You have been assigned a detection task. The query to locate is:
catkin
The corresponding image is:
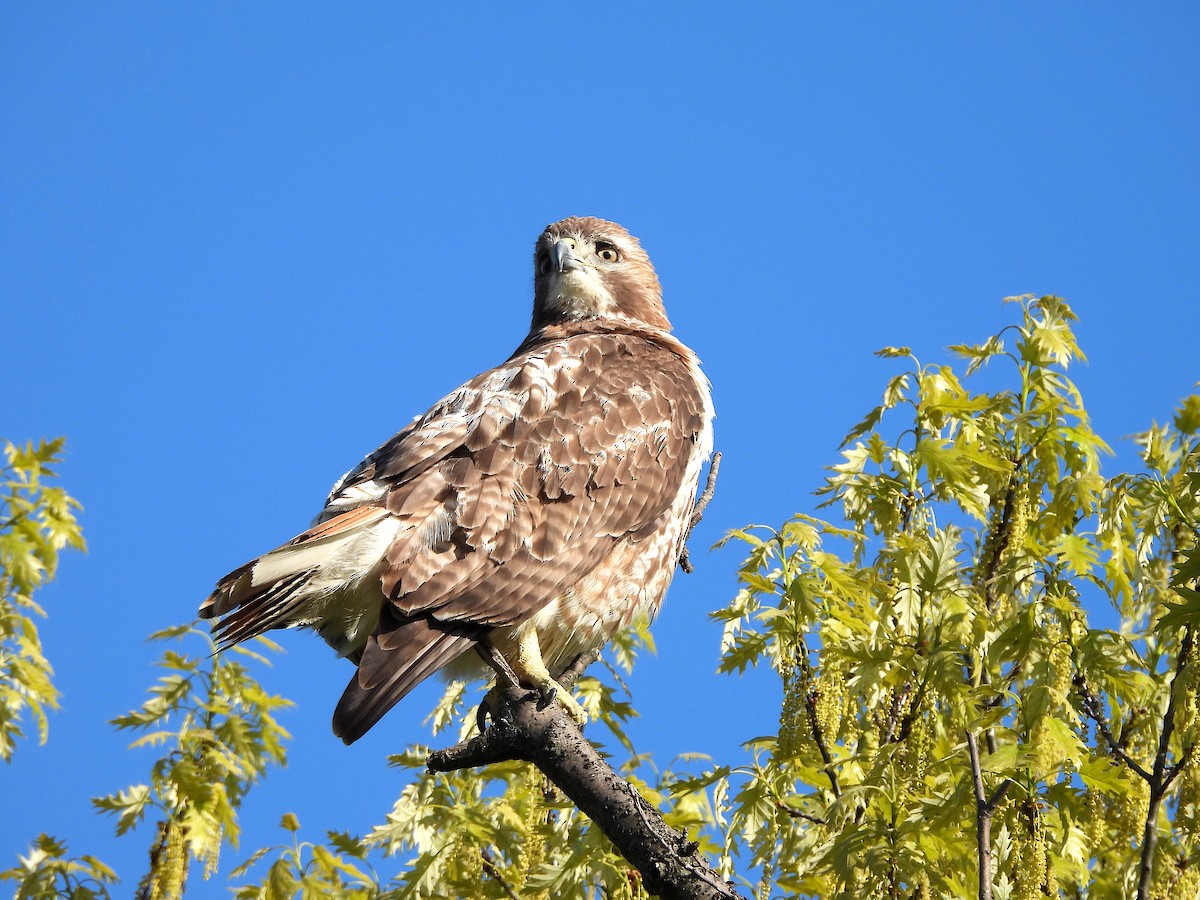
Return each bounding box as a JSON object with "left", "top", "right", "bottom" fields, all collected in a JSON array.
[
  {"left": 144, "top": 818, "right": 188, "bottom": 900},
  {"left": 1046, "top": 620, "right": 1072, "bottom": 706},
  {"left": 515, "top": 771, "right": 548, "bottom": 895},
  {"left": 777, "top": 664, "right": 806, "bottom": 759},
  {"left": 1011, "top": 800, "right": 1050, "bottom": 900},
  {"left": 814, "top": 665, "right": 848, "bottom": 742}
]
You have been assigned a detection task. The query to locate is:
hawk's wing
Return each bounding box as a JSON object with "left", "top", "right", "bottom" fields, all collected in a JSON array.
[{"left": 331, "top": 328, "right": 709, "bottom": 740}]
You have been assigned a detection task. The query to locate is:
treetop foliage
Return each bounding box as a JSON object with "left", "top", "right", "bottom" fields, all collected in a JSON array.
[{"left": 697, "top": 296, "right": 1199, "bottom": 900}]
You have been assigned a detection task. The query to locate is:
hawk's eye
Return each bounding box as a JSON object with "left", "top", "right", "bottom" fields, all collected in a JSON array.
[
  {"left": 595, "top": 243, "right": 620, "bottom": 263},
  {"left": 536, "top": 252, "right": 551, "bottom": 275}
]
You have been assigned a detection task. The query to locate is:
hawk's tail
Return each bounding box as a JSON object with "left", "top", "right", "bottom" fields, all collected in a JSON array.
[
  {"left": 199, "top": 505, "right": 395, "bottom": 652},
  {"left": 333, "top": 616, "right": 478, "bottom": 744}
]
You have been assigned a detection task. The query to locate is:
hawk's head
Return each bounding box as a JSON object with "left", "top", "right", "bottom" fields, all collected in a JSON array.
[{"left": 531, "top": 217, "right": 669, "bottom": 332}]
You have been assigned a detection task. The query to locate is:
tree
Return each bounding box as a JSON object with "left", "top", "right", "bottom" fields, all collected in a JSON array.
[
  {"left": 692, "top": 296, "right": 1199, "bottom": 899},
  {"left": 5, "top": 297, "right": 1199, "bottom": 899}
]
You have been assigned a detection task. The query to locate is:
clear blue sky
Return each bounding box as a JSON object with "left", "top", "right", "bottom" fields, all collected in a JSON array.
[{"left": 4, "top": 4, "right": 1198, "bottom": 892}]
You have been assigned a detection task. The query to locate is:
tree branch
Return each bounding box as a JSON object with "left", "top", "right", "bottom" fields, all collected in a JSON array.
[
  {"left": 966, "top": 730, "right": 1013, "bottom": 900},
  {"left": 1073, "top": 673, "right": 1153, "bottom": 783},
  {"left": 774, "top": 801, "right": 826, "bottom": 826},
  {"left": 427, "top": 685, "right": 747, "bottom": 900},
  {"left": 1136, "top": 625, "right": 1194, "bottom": 900},
  {"left": 797, "top": 638, "right": 842, "bottom": 799},
  {"left": 680, "top": 452, "right": 721, "bottom": 574},
  {"left": 480, "top": 848, "right": 522, "bottom": 900}
]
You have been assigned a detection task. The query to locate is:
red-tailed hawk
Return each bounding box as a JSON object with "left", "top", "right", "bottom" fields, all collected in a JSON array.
[{"left": 201, "top": 217, "right": 714, "bottom": 744}]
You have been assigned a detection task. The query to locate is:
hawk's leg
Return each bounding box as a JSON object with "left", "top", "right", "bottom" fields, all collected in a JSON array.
[
  {"left": 474, "top": 639, "right": 519, "bottom": 731},
  {"left": 512, "top": 627, "right": 588, "bottom": 725},
  {"left": 476, "top": 628, "right": 588, "bottom": 728}
]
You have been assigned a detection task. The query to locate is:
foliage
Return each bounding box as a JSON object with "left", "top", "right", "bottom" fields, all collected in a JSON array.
[
  {"left": 0, "top": 438, "right": 85, "bottom": 761},
  {"left": 228, "top": 815, "right": 379, "bottom": 899},
  {"left": 93, "top": 626, "right": 292, "bottom": 899},
  {"left": 0, "top": 835, "right": 116, "bottom": 900},
  {"left": 692, "top": 296, "right": 1200, "bottom": 899}
]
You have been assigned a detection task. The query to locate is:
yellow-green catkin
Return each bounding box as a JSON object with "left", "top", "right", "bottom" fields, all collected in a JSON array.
[
  {"left": 1085, "top": 790, "right": 1106, "bottom": 851},
  {"left": 1029, "top": 720, "right": 1058, "bottom": 779},
  {"left": 777, "top": 663, "right": 807, "bottom": 759},
  {"left": 1003, "top": 477, "right": 1036, "bottom": 564},
  {"left": 814, "top": 664, "right": 848, "bottom": 742},
  {"left": 142, "top": 818, "right": 189, "bottom": 900},
  {"left": 1046, "top": 620, "right": 1072, "bottom": 706},
  {"left": 756, "top": 856, "right": 775, "bottom": 900},
  {"left": 1012, "top": 801, "right": 1050, "bottom": 900},
  {"left": 1150, "top": 859, "right": 1200, "bottom": 900},
  {"left": 1112, "top": 777, "right": 1152, "bottom": 843},
  {"left": 975, "top": 473, "right": 1036, "bottom": 614},
  {"left": 973, "top": 475, "right": 1007, "bottom": 591},
  {"left": 515, "top": 772, "right": 549, "bottom": 897},
  {"left": 452, "top": 835, "right": 482, "bottom": 886},
  {"left": 899, "top": 695, "right": 933, "bottom": 785},
  {"left": 874, "top": 686, "right": 913, "bottom": 745}
]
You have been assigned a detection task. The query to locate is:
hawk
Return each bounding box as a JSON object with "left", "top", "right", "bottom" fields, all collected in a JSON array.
[{"left": 200, "top": 216, "right": 714, "bottom": 744}]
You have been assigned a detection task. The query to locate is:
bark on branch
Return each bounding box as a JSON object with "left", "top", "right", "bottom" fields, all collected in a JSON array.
[
  {"left": 966, "top": 730, "right": 1013, "bottom": 900},
  {"left": 1074, "top": 626, "right": 1196, "bottom": 900},
  {"left": 428, "top": 684, "right": 746, "bottom": 900}
]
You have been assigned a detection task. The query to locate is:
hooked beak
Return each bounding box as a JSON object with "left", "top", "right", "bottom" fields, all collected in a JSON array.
[{"left": 552, "top": 239, "right": 583, "bottom": 273}]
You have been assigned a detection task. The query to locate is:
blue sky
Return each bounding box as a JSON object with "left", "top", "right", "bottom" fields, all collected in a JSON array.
[{"left": 4, "top": 3, "right": 1198, "bottom": 892}]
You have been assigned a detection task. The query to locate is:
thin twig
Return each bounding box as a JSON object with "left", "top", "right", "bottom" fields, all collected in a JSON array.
[
  {"left": 480, "top": 848, "right": 522, "bottom": 900},
  {"left": 774, "top": 801, "right": 826, "bottom": 826},
  {"left": 798, "top": 638, "right": 841, "bottom": 798},
  {"left": 1164, "top": 744, "right": 1195, "bottom": 791},
  {"left": 1137, "top": 626, "right": 1195, "bottom": 900},
  {"left": 556, "top": 648, "right": 601, "bottom": 691},
  {"left": 680, "top": 452, "right": 721, "bottom": 574},
  {"left": 1073, "top": 674, "right": 1152, "bottom": 783},
  {"left": 966, "top": 730, "right": 1013, "bottom": 900}
]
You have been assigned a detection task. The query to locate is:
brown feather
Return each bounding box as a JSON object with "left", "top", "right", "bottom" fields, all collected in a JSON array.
[{"left": 332, "top": 613, "right": 480, "bottom": 744}]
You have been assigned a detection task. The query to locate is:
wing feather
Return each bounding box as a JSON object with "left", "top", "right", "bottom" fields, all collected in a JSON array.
[
  {"left": 332, "top": 613, "right": 480, "bottom": 745},
  {"left": 372, "top": 330, "right": 707, "bottom": 628}
]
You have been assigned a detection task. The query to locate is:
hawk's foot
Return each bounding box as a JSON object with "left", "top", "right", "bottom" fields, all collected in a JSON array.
[
  {"left": 535, "top": 678, "right": 589, "bottom": 726},
  {"left": 475, "top": 680, "right": 587, "bottom": 730},
  {"left": 477, "top": 687, "right": 517, "bottom": 732},
  {"left": 511, "top": 626, "right": 588, "bottom": 725}
]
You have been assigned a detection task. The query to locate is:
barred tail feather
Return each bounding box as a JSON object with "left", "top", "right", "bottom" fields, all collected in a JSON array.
[{"left": 207, "top": 569, "right": 317, "bottom": 650}]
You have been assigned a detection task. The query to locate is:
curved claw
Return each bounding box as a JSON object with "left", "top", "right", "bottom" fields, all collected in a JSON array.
[{"left": 477, "top": 686, "right": 518, "bottom": 731}]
